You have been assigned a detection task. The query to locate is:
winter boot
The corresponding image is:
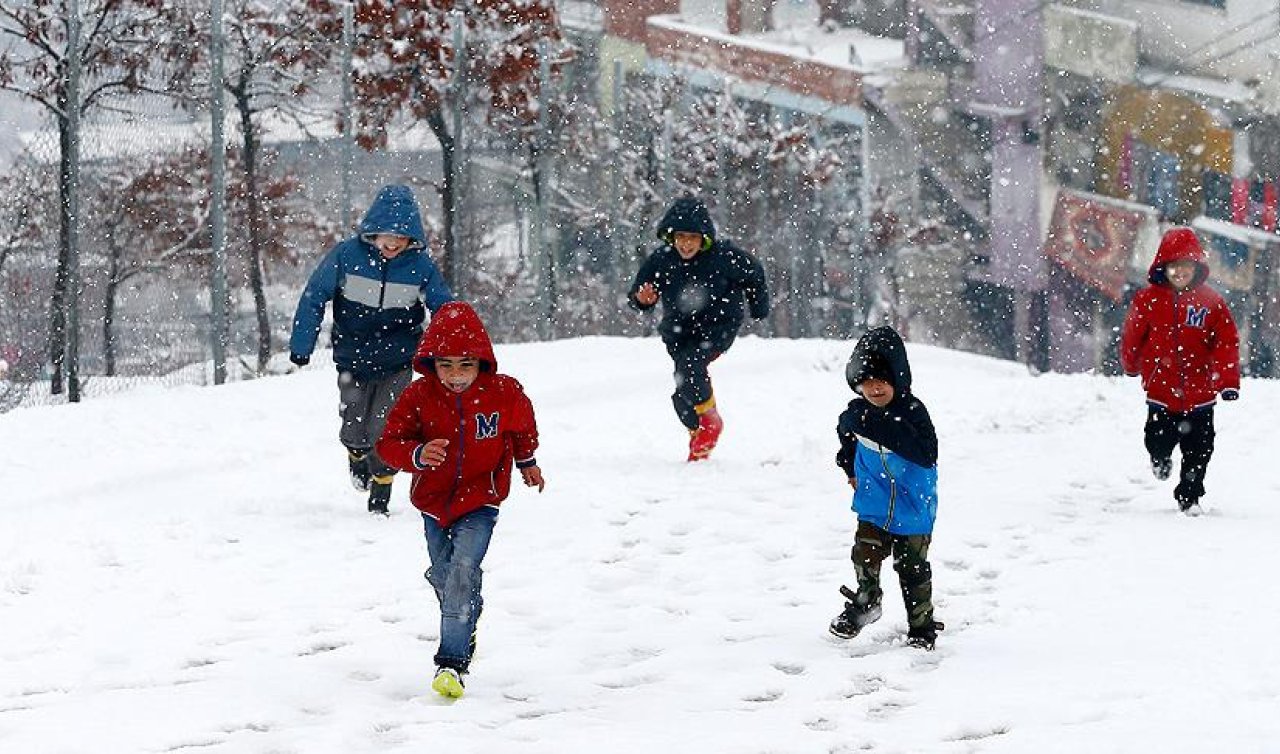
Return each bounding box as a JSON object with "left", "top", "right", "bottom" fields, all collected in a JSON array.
[
  {"left": 431, "top": 666, "right": 465, "bottom": 699},
  {"left": 829, "top": 585, "right": 882, "bottom": 639},
  {"left": 687, "top": 403, "right": 723, "bottom": 462},
  {"left": 906, "top": 620, "right": 945, "bottom": 651},
  {"left": 1151, "top": 455, "right": 1172, "bottom": 481},
  {"left": 348, "top": 449, "right": 372, "bottom": 492},
  {"left": 368, "top": 475, "right": 393, "bottom": 516},
  {"left": 1177, "top": 494, "right": 1204, "bottom": 517}
]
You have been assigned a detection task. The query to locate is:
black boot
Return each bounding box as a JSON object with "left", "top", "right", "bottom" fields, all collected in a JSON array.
[
  {"left": 367, "top": 475, "right": 392, "bottom": 516},
  {"left": 829, "top": 585, "right": 882, "bottom": 639},
  {"left": 347, "top": 449, "right": 371, "bottom": 492},
  {"left": 906, "top": 620, "right": 945, "bottom": 650}
]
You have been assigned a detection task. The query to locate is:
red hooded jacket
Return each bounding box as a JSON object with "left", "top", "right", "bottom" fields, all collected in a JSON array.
[
  {"left": 376, "top": 302, "right": 538, "bottom": 527},
  {"left": 1119, "top": 227, "right": 1240, "bottom": 413}
]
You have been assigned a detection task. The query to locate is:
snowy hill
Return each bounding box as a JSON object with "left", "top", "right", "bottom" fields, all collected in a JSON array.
[{"left": 2, "top": 336, "right": 1278, "bottom": 753}]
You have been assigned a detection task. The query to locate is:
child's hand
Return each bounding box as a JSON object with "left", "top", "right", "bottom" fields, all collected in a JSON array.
[
  {"left": 521, "top": 465, "right": 545, "bottom": 492},
  {"left": 418, "top": 438, "right": 449, "bottom": 468},
  {"left": 847, "top": 477, "right": 858, "bottom": 490},
  {"left": 634, "top": 283, "right": 658, "bottom": 306}
]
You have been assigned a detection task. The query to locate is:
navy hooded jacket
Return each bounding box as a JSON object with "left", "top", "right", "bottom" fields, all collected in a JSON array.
[
  {"left": 627, "top": 196, "right": 770, "bottom": 346},
  {"left": 290, "top": 185, "right": 453, "bottom": 379},
  {"left": 836, "top": 326, "right": 939, "bottom": 535}
]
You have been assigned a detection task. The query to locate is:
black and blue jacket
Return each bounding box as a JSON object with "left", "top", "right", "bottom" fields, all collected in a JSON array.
[
  {"left": 836, "top": 327, "right": 939, "bottom": 536},
  {"left": 628, "top": 196, "right": 770, "bottom": 347},
  {"left": 290, "top": 185, "right": 453, "bottom": 379}
]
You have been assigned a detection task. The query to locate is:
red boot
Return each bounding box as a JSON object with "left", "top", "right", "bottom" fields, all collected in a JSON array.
[{"left": 687, "top": 408, "right": 723, "bottom": 462}]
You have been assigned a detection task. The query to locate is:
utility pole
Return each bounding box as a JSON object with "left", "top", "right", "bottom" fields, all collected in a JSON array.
[
  {"left": 973, "top": 0, "right": 1046, "bottom": 365},
  {"left": 209, "top": 0, "right": 230, "bottom": 384}
]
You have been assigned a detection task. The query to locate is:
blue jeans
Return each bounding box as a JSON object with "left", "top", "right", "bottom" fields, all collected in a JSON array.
[{"left": 423, "top": 507, "right": 498, "bottom": 671}]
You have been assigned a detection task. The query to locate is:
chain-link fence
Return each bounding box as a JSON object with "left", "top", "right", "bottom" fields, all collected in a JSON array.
[{"left": 0, "top": 2, "right": 902, "bottom": 414}]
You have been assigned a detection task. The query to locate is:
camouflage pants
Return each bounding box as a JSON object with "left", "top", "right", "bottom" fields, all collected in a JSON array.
[{"left": 850, "top": 520, "right": 935, "bottom": 630}]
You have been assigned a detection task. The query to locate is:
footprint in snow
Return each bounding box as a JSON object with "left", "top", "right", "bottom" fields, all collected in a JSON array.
[{"left": 772, "top": 661, "right": 806, "bottom": 676}]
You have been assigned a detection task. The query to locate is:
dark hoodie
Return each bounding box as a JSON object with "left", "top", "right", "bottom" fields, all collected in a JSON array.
[
  {"left": 628, "top": 196, "right": 770, "bottom": 345},
  {"left": 377, "top": 302, "right": 539, "bottom": 528},
  {"left": 1119, "top": 227, "right": 1240, "bottom": 412},
  {"left": 836, "top": 326, "right": 939, "bottom": 535},
  {"left": 290, "top": 185, "right": 453, "bottom": 379},
  {"left": 838, "top": 326, "right": 937, "bottom": 470}
]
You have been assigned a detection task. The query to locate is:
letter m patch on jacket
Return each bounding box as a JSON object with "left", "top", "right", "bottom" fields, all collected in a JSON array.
[
  {"left": 1185, "top": 305, "right": 1209, "bottom": 328},
  {"left": 476, "top": 412, "right": 499, "bottom": 440}
]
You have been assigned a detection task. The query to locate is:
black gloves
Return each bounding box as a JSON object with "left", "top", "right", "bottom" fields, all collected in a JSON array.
[
  {"left": 289, "top": 353, "right": 310, "bottom": 367},
  {"left": 1221, "top": 388, "right": 1239, "bottom": 401}
]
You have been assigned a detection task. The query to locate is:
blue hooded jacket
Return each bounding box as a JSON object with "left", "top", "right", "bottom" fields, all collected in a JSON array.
[
  {"left": 290, "top": 185, "right": 453, "bottom": 379},
  {"left": 835, "top": 327, "right": 939, "bottom": 535}
]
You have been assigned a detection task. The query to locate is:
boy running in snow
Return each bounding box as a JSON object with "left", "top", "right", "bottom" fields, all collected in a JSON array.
[
  {"left": 830, "top": 326, "right": 943, "bottom": 650},
  {"left": 627, "top": 195, "right": 770, "bottom": 461},
  {"left": 1120, "top": 226, "right": 1240, "bottom": 516},
  {"left": 376, "top": 301, "right": 544, "bottom": 698},
  {"left": 290, "top": 185, "right": 453, "bottom": 515}
]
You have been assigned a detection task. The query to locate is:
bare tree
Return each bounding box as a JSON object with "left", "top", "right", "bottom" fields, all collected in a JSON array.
[{"left": 0, "top": 0, "right": 191, "bottom": 394}]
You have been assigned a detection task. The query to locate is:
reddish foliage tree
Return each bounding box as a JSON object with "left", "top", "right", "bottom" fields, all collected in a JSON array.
[{"left": 333, "top": 0, "right": 570, "bottom": 288}]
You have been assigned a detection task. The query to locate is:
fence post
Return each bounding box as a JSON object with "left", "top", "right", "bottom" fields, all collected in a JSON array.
[
  {"left": 339, "top": 1, "right": 354, "bottom": 233},
  {"left": 209, "top": 0, "right": 229, "bottom": 384},
  {"left": 534, "top": 40, "right": 556, "bottom": 339},
  {"left": 450, "top": 14, "right": 466, "bottom": 300},
  {"left": 64, "top": 0, "right": 83, "bottom": 402}
]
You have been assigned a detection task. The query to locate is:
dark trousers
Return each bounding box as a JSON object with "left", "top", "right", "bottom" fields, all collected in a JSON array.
[
  {"left": 851, "top": 520, "right": 935, "bottom": 630},
  {"left": 1144, "top": 403, "right": 1215, "bottom": 504},
  {"left": 337, "top": 366, "right": 413, "bottom": 477},
  {"left": 666, "top": 332, "right": 735, "bottom": 430}
]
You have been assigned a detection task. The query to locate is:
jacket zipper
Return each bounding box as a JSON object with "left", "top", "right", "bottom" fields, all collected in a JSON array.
[
  {"left": 879, "top": 443, "right": 898, "bottom": 526},
  {"left": 443, "top": 394, "right": 466, "bottom": 522},
  {"left": 378, "top": 259, "right": 388, "bottom": 309},
  {"left": 1173, "top": 290, "right": 1189, "bottom": 405}
]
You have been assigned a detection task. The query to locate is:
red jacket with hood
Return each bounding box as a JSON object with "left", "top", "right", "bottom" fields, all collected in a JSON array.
[
  {"left": 1119, "top": 227, "right": 1240, "bottom": 413},
  {"left": 376, "top": 302, "right": 538, "bottom": 527}
]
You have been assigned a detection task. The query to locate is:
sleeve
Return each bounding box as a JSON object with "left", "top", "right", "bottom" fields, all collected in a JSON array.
[
  {"left": 505, "top": 380, "right": 540, "bottom": 467},
  {"left": 835, "top": 410, "right": 859, "bottom": 477},
  {"left": 732, "top": 247, "right": 771, "bottom": 320},
  {"left": 289, "top": 246, "right": 342, "bottom": 358},
  {"left": 627, "top": 251, "right": 661, "bottom": 312},
  {"left": 1211, "top": 296, "right": 1241, "bottom": 392},
  {"left": 419, "top": 256, "right": 454, "bottom": 312},
  {"left": 898, "top": 399, "right": 939, "bottom": 469},
  {"left": 375, "top": 382, "right": 430, "bottom": 472},
  {"left": 1118, "top": 292, "right": 1149, "bottom": 377}
]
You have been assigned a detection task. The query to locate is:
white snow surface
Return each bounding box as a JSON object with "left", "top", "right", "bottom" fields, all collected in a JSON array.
[{"left": 2, "top": 336, "right": 1278, "bottom": 753}]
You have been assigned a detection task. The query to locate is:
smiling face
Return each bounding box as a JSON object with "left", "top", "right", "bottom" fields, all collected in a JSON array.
[
  {"left": 672, "top": 231, "right": 703, "bottom": 260},
  {"left": 1165, "top": 259, "right": 1197, "bottom": 291},
  {"left": 859, "top": 377, "right": 895, "bottom": 407},
  {"left": 434, "top": 356, "right": 480, "bottom": 393},
  {"left": 372, "top": 233, "right": 411, "bottom": 259}
]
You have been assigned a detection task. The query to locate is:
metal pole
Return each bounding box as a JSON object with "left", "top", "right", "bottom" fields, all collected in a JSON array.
[
  {"left": 661, "top": 108, "right": 673, "bottom": 202},
  {"left": 535, "top": 40, "right": 554, "bottom": 339},
  {"left": 210, "top": 0, "right": 229, "bottom": 384},
  {"left": 65, "top": 0, "right": 82, "bottom": 402},
  {"left": 339, "top": 1, "right": 354, "bottom": 232},
  {"left": 451, "top": 14, "right": 465, "bottom": 300},
  {"left": 608, "top": 59, "right": 622, "bottom": 296}
]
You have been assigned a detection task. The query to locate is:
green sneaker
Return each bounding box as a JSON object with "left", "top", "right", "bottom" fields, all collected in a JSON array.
[{"left": 432, "top": 666, "right": 465, "bottom": 698}]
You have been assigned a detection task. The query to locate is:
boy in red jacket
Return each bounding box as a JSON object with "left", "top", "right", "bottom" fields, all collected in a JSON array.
[
  {"left": 1120, "top": 227, "right": 1240, "bottom": 516},
  {"left": 377, "top": 301, "right": 544, "bottom": 698}
]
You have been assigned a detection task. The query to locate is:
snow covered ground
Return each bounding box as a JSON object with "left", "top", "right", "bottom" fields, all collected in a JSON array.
[{"left": 2, "top": 336, "right": 1278, "bottom": 753}]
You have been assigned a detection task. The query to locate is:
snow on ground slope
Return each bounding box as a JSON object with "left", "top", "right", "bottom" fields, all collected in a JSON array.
[{"left": 1, "top": 337, "right": 1278, "bottom": 753}]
